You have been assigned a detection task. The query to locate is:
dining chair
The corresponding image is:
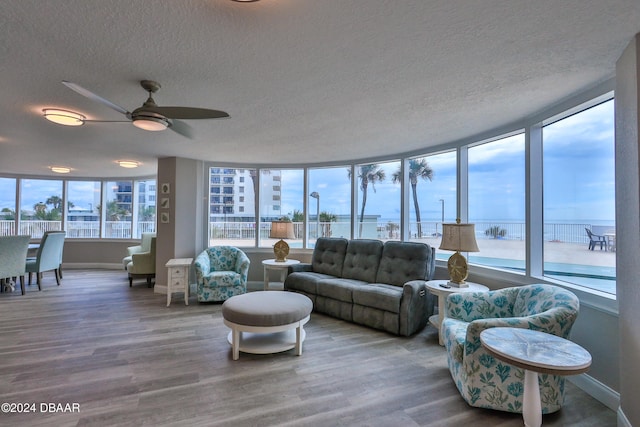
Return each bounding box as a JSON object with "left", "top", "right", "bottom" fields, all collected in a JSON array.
[
  {"left": 0, "top": 235, "right": 30, "bottom": 295},
  {"left": 25, "top": 231, "right": 66, "bottom": 290}
]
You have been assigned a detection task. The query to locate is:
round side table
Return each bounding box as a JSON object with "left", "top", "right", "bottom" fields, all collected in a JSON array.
[
  {"left": 262, "top": 258, "right": 300, "bottom": 290},
  {"left": 480, "top": 327, "right": 591, "bottom": 427}
]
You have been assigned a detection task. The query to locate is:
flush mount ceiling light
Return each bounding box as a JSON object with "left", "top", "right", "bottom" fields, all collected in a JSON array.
[
  {"left": 43, "top": 109, "right": 85, "bottom": 126},
  {"left": 50, "top": 166, "right": 71, "bottom": 174},
  {"left": 118, "top": 160, "right": 140, "bottom": 168}
]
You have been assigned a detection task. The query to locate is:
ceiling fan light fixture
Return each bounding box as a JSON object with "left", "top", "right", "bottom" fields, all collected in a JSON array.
[
  {"left": 50, "top": 166, "right": 71, "bottom": 174},
  {"left": 118, "top": 160, "right": 140, "bottom": 168},
  {"left": 132, "top": 115, "right": 169, "bottom": 131},
  {"left": 43, "top": 109, "right": 85, "bottom": 126}
]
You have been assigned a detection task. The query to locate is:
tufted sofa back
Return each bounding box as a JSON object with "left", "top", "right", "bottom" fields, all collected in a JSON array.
[
  {"left": 311, "top": 237, "right": 348, "bottom": 276},
  {"left": 376, "top": 241, "right": 435, "bottom": 286},
  {"left": 342, "top": 239, "right": 383, "bottom": 282}
]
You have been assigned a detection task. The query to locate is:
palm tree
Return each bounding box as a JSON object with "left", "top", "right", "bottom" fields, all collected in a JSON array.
[
  {"left": 349, "top": 164, "right": 386, "bottom": 237},
  {"left": 319, "top": 211, "right": 337, "bottom": 237},
  {"left": 392, "top": 158, "right": 433, "bottom": 238}
]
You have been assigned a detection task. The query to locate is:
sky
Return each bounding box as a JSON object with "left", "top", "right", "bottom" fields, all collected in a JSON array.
[{"left": 1, "top": 100, "right": 615, "bottom": 224}]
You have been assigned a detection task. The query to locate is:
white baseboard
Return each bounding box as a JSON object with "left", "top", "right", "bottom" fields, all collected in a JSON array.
[
  {"left": 618, "top": 407, "right": 632, "bottom": 427},
  {"left": 568, "top": 373, "right": 619, "bottom": 411}
]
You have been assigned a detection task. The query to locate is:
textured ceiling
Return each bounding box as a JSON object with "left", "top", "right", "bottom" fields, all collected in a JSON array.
[{"left": 0, "top": 0, "right": 639, "bottom": 178}]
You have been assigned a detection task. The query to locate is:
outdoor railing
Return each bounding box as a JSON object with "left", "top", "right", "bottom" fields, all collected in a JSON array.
[
  {"left": 0, "top": 219, "right": 610, "bottom": 245},
  {"left": 0, "top": 220, "right": 155, "bottom": 239},
  {"left": 206, "top": 221, "right": 608, "bottom": 245}
]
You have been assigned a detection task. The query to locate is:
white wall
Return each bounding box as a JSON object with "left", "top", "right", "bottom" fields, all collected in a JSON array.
[{"left": 615, "top": 33, "right": 640, "bottom": 427}]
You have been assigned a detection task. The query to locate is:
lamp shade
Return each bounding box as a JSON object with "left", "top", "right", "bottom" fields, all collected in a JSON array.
[
  {"left": 439, "top": 221, "right": 479, "bottom": 252},
  {"left": 269, "top": 221, "right": 295, "bottom": 239}
]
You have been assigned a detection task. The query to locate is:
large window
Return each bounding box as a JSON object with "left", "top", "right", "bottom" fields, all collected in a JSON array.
[
  {"left": 355, "top": 160, "right": 401, "bottom": 240},
  {"left": 20, "top": 179, "right": 63, "bottom": 238},
  {"left": 468, "top": 134, "right": 526, "bottom": 273},
  {"left": 0, "top": 177, "right": 16, "bottom": 236},
  {"left": 135, "top": 179, "right": 156, "bottom": 238},
  {"left": 308, "top": 166, "right": 352, "bottom": 247},
  {"left": 259, "top": 169, "right": 304, "bottom": 249},
  {"left": 543, "top": 99, "right": 615, "bottom": 294},
  {"left": 407, "top": 151, "right": 457, "bottom": 251},
  {"left": 208, "top": 167, "right": 257, "bottom": 247},
  {"left": 66, "top": 181, "right": 101, "bottom": 238}
]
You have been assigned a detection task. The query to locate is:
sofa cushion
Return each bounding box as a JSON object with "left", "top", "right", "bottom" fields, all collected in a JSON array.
[
  {"left": 286, "top": 272, "right": 336, "bottom": 295},
  {"left": 311, "top": 237, "right": 349, "bottom": 277},
  {"left": 342, "top": 239, "right": 383, "bottom": 283},
  {"left": 376, "top": 241, "right": 432, "bottom": 286},
  {"left": 317, "top": 278, "right": 367, "bottom": 303},
  {"left": 352, "top": 283, "right": 402, "bottom": 313}
]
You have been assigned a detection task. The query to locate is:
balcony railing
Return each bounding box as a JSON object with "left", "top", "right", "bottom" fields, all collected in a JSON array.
[{"left": 0, "top": 220, "right": 155, "bottom": 239}]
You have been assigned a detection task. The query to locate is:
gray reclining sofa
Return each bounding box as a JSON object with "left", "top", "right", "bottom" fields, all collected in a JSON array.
[{"left": 284, "top": 237, "right": 436, "bottom": 336}]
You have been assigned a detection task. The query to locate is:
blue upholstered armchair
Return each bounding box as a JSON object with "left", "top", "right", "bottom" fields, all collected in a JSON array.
[
  {"left": 194, "top": 246, "right": 249, "bottom": 302},
  {"left": 442, "top": 284, "right": 579, "bottom": 414}
]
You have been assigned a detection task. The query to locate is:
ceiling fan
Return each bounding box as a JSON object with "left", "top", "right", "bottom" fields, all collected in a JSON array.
[{"left": 61, "top": 80, "right": 230, "bottom": 138}]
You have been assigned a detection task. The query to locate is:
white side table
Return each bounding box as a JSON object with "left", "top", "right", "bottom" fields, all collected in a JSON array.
[
  {"left": 426, "top": 280, "right": 489, "bottom": 346},
  {"left": 262, "top": 259, "right": 300, "bottom": 291},
  {"left": 165, "top": 258, "right": 193, "bottom": 307},
  {"left": 480, "top": 327, "right": 591, "bottom": 427}
]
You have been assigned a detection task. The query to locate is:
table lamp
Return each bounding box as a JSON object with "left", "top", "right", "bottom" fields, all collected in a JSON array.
[
  {"left": 438, "top": 219, "right": 479, "bottom": 287},
  {"left": 269, "top": 220, "right": 296, "bottom": 262}
]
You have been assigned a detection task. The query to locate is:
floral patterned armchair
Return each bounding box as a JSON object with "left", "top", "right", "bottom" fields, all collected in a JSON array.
[
  {"left": 194, "top": 246, "right": 250, "bottom": 302},
  {"left": 442, "top": 284, "right": 579, "bottom": 414}
]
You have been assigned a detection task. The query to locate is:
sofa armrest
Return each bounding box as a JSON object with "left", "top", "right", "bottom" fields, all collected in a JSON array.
[
  {"left": 289, "top": 263, "right": 312, "bottom": 274},
  {"left": 398, "top": 280, "right": 433, "bottom": 336}
]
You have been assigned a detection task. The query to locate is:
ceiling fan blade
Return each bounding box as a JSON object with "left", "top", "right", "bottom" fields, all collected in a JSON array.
[
  {"left": 62, "top": 80, "right": 131, "bottom": 118},
  {"left": 144, "top": 106, "right": 230, "bottom": 120},
  {"left": 169, "top": 119, "right": 193, "bottom": 139}
]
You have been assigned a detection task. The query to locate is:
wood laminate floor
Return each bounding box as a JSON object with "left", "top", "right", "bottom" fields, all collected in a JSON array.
[{"left": 0, "top": 270, "right": 615, "bottom": 427}]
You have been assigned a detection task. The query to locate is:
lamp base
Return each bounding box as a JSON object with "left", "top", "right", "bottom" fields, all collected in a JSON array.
[
  {"left": 273, "top": 239, "right": 290, "bottom": 262},
  {"left": 447, "top": 251, "right": 469, "bottom": 287},
  {"left": 446, "top": 280, "right": 469, "bottom": 288}
]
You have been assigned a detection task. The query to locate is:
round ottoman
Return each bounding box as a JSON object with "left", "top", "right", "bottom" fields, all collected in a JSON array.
[{"left": 222, "top": 291, "right": 313, "bottom": 360}]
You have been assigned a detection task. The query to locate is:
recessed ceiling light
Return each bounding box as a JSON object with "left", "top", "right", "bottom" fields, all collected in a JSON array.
[
  {"left": 50, "top": 166, "right": 71, "bottom": 174},
  {"left": 43, "top": 109, "right": 85, "bottom": 126},
  {"left": 118, "top": 160, "right": 140, "bottom": 168}
]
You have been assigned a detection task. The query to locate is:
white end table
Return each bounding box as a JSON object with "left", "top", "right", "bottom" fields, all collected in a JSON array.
[
  {"left": 480, "top": 327, "right": 591, "bottom": 427},
  {"left": 262, "top": 258, "right": 300, "bottom": 290},
  {"left": 165, "top": 258, "right": 193, "bottom": 307},
  {"left": 426, "top": 280, "right": 489, "bottom": 345}
]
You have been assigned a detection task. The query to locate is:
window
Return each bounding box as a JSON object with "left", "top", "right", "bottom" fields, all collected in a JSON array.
[
  {"left": 259, "top": 169, "right": 303, "bottom": 249},
  {"left": 355, "top": 160, "right": 400, "bottom": 240},
  {"left": 407, "top": 151, "right": 457, "bottom": 251},
  {"left": 103, "top": 180, "right": 132, "bottom": 238},
  {"left": 543, "top": 99, "right": 615, "bottom": 294},
  {"left": 308, "top": 166, "right": 352, "bottom": 247},
  {"left": 66, "top": 181, "right": 101, "bottom": 238},
  {"left": 135, "top": 178, "right": 156, "bottom": 238},
  {"left": 468, "top": 134, "right": 526, "bottom": 273},
  {"left": 208, "top": 167, "right": 256, "bottom": 246},
  {"left": 20, "top": 178, "right": 63, "bottom": 238},
  {"left": 0, "top": 177, "right": 17, "bottom": 236}
]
